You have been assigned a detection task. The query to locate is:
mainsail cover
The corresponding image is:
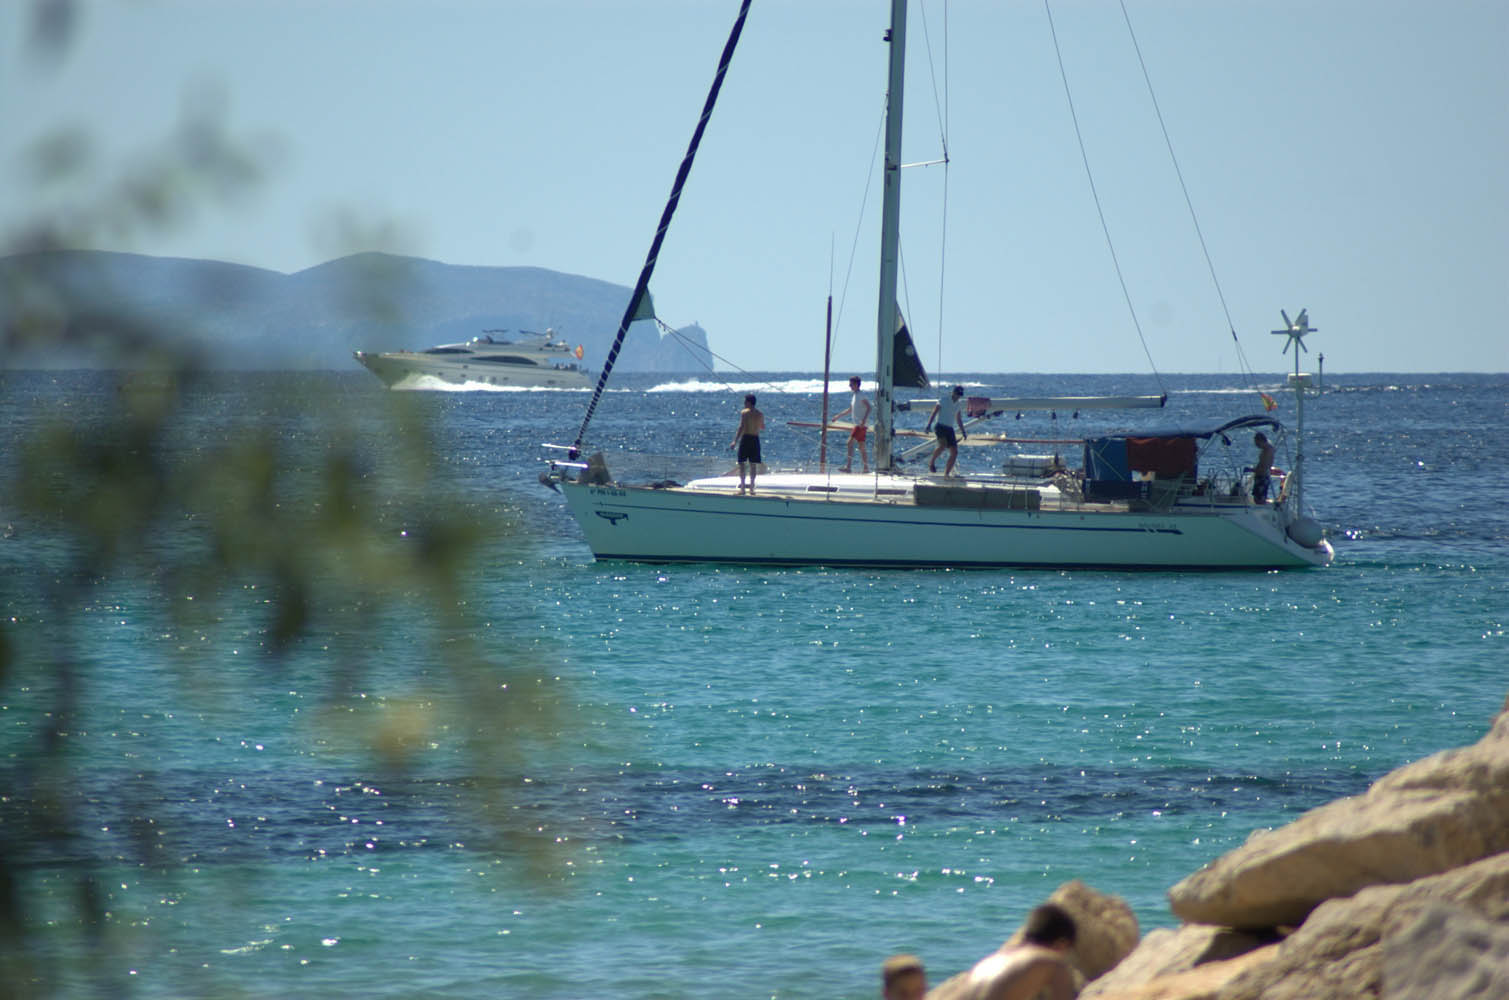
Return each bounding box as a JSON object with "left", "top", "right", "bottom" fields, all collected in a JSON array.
[{"left": 570, "top": 0, "right": 753, "bottom": 455}]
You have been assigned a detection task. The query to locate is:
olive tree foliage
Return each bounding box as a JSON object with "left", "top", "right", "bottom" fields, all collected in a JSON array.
[{"left": 2, "top": 4, "right": 565, "bottom": 995}]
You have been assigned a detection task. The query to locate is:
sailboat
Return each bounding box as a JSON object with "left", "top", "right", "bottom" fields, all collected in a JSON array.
[{"left": 543, "top": 1, "right": 1333, "bottom": 570}]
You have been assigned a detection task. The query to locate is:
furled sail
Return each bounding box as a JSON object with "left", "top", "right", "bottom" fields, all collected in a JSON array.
[
  {"left": 894, "top": 306, "right": 929, "bottom": 389},
  {"left": 570, "top": 0, "right": 752, "bottom": 456}
]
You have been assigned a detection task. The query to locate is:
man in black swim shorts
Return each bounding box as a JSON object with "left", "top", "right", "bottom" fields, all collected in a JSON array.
[
  {"left": 925, "top": 384, "right": 967, "bottom": 476},
  {"left": 732, "top": 393, "right": 765, "bottom": 494}
]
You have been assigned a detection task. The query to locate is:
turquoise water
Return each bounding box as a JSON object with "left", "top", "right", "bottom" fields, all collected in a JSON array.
[{"left": 3, "top": 371, "right": 1506, "bottom": 998}]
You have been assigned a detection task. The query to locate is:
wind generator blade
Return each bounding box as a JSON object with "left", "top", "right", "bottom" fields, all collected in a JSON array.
[{"left": 1273, "top": 307, "right": 1317, "bottom": 354}]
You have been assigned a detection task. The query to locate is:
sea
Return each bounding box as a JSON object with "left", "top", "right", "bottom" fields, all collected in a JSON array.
[{"left": 2, "top": 369, "right": 1505, "bottom": 999}]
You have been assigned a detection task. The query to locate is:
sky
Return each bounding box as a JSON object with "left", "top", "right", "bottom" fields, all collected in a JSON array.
[{"left": 3, "top": 0, "right": 1506, "bottom": 374}]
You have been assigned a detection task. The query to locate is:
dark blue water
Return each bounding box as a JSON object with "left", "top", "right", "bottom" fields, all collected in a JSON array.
[{"left": 2, "top": 370, "right": 1505, "bottom": 998}]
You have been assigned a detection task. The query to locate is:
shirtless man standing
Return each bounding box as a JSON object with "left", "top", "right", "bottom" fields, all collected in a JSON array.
[
  {"left": 732, "top": 393, "right": 766, "bottom": 494},
  {"left": 965, "top": 903, "right": 1078, "bottom": 1000}
]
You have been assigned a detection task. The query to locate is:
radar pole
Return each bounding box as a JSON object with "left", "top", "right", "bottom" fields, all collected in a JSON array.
[{"left": 1272, "top": 309, "right": 1318, "bottom": 512}]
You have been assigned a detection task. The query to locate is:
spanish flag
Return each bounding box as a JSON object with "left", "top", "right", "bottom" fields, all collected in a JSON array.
[{"left": 1259, "top": 392, "right": 1277, "bottom": 412}]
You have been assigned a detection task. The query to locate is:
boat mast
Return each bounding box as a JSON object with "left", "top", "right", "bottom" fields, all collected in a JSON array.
[{"left": 874, "top": 0, "right": 908, "bottom": 470}]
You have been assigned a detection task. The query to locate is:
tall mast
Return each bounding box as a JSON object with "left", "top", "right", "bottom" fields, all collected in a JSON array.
[{"left": 874, "top": 0, "right": 908, "bottom": 470}]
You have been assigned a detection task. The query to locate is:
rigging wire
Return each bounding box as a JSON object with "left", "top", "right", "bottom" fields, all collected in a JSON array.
[
  {"left": 916, "top": 0, "right": 952, "bottom": 376},
  {"left": 833, "top": 100, "right": 888, "bottom": 364},
  {"left": 837, "top": 4, "right": 953, "bottom": 385},
  {"left": 1043, "top": 0, "right": 1166, "bottom": 394},
  {"left": 651, "top": 319, "right": 820, "bottom": 405},
  {"left": 1117, "top": 0, "right": 1257, "bottom": 386},
  {"left": 653, "top": 317, "right": 751, "bottom": 376},
  {"left": 629, "top": 318, "right": 842, "bottom": 465},
  {"left": 917, "top": 0, "right": 951, "bottom": 159}
]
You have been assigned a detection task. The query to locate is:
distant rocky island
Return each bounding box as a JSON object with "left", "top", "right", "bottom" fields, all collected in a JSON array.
[{"left": 0, "top": 249, "right": 711, "bottom": 373}]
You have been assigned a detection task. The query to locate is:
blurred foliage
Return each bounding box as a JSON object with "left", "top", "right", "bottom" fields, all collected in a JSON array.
[{"left": 1, "top": 3, "right": 567, "bottom": 996}]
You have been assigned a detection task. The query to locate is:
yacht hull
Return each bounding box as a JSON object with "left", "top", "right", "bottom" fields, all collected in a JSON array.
[
  {"left": 355, "top": 351, "right": 591, "bottom": 389},
  {"left": 558, "top": 475, "right": 1332, "bottom": 569}
]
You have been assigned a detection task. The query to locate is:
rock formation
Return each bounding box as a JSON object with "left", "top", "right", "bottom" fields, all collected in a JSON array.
[
  {"left": 927, "top": 695, "right": 1509, "bottom": 1000},
  {"left": 1167, "top": 704, "right": 1509, "bottom": 929}
]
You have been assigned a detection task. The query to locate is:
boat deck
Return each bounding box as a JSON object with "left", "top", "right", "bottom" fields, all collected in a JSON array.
[{"left": 667, "top": 469, "right": 1258, "bottom": 516}]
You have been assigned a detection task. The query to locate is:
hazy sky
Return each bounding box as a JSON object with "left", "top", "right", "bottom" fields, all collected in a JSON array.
[{"left": 3, "top": 0, "right": 1506, "bottom": 373}]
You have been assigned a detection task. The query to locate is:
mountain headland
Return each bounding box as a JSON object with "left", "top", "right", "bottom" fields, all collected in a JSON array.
[{"left": 0, "top": 250, "right": 711, "bottom": 373}]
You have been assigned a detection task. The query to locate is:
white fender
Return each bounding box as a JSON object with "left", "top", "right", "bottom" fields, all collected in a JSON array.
[{"left": 1287, "top": 516, "right": 1325, "bottom": 549}]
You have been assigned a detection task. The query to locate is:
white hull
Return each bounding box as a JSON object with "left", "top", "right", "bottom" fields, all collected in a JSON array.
[
  {"left": 353, "top": 333, "right": 591, "bottom": 389},
  {"left": 558, "top": 471, "right": 1333, "bottom": 569},
  {"left": 355, "top": 352, "right": 591, "bottom": 389}
]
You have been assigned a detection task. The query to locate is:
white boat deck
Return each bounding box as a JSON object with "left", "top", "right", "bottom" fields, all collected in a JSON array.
[{"left": 673, "top": 468, "right": 1258, "bottom": 516}]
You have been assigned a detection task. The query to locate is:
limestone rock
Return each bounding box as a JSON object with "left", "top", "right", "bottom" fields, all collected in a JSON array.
[
  {"left": 1080, "top": 925, "right": 1274, "bottom": 999},
  {"left": 1380, "top": 903, "right": 1509, "bottom": 999},
  {"left": 1213, "top": 850, "right": 1509, "bottom": 1000},
  {"left": 1168, "top": 709, "right": 1509, "bottom": 928},
  {"left": 1078, "top": 947, "right": 1275, "bottom": 1000}
]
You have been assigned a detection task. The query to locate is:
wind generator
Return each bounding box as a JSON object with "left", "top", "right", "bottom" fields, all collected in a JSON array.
[{"left": 1272, "top": 309, "right": 1320, "bottom": 529}]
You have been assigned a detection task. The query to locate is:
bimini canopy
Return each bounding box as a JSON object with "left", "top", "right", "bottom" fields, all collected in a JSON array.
[{"left": 1085, "top": 415, "right": 1279, "bottom": 482}]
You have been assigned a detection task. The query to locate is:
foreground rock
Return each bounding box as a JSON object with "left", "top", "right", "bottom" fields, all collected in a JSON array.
[
  {"left": 1084, "top": 851, "right": 1509, "bottom": 999},
  {"left": 1168, "top": 706, "right": 1509, "bottom": 928},
  {"left": 1083, "top": 947, "right": 1276, "bottom": 1000},
  {"left": 924, "top": 698, "right": 1509, "bottom": 999},
  {"left": 1212, "top": 851, "right": 1509, "bottom": 1000},
  {"left": 1380, "top": 902, "right": 1509, "bottom": 999},
  {"left": 1076, "top": 697, "right": 1509, "bottom": 999},
  {"left": 1078, "top": 925, "right": 1275, "bottom": 998}
]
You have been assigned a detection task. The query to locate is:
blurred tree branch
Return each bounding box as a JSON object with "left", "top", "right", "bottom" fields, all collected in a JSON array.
[{"left": 2, "top": 3, "right": 568, "bottom": 996}]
